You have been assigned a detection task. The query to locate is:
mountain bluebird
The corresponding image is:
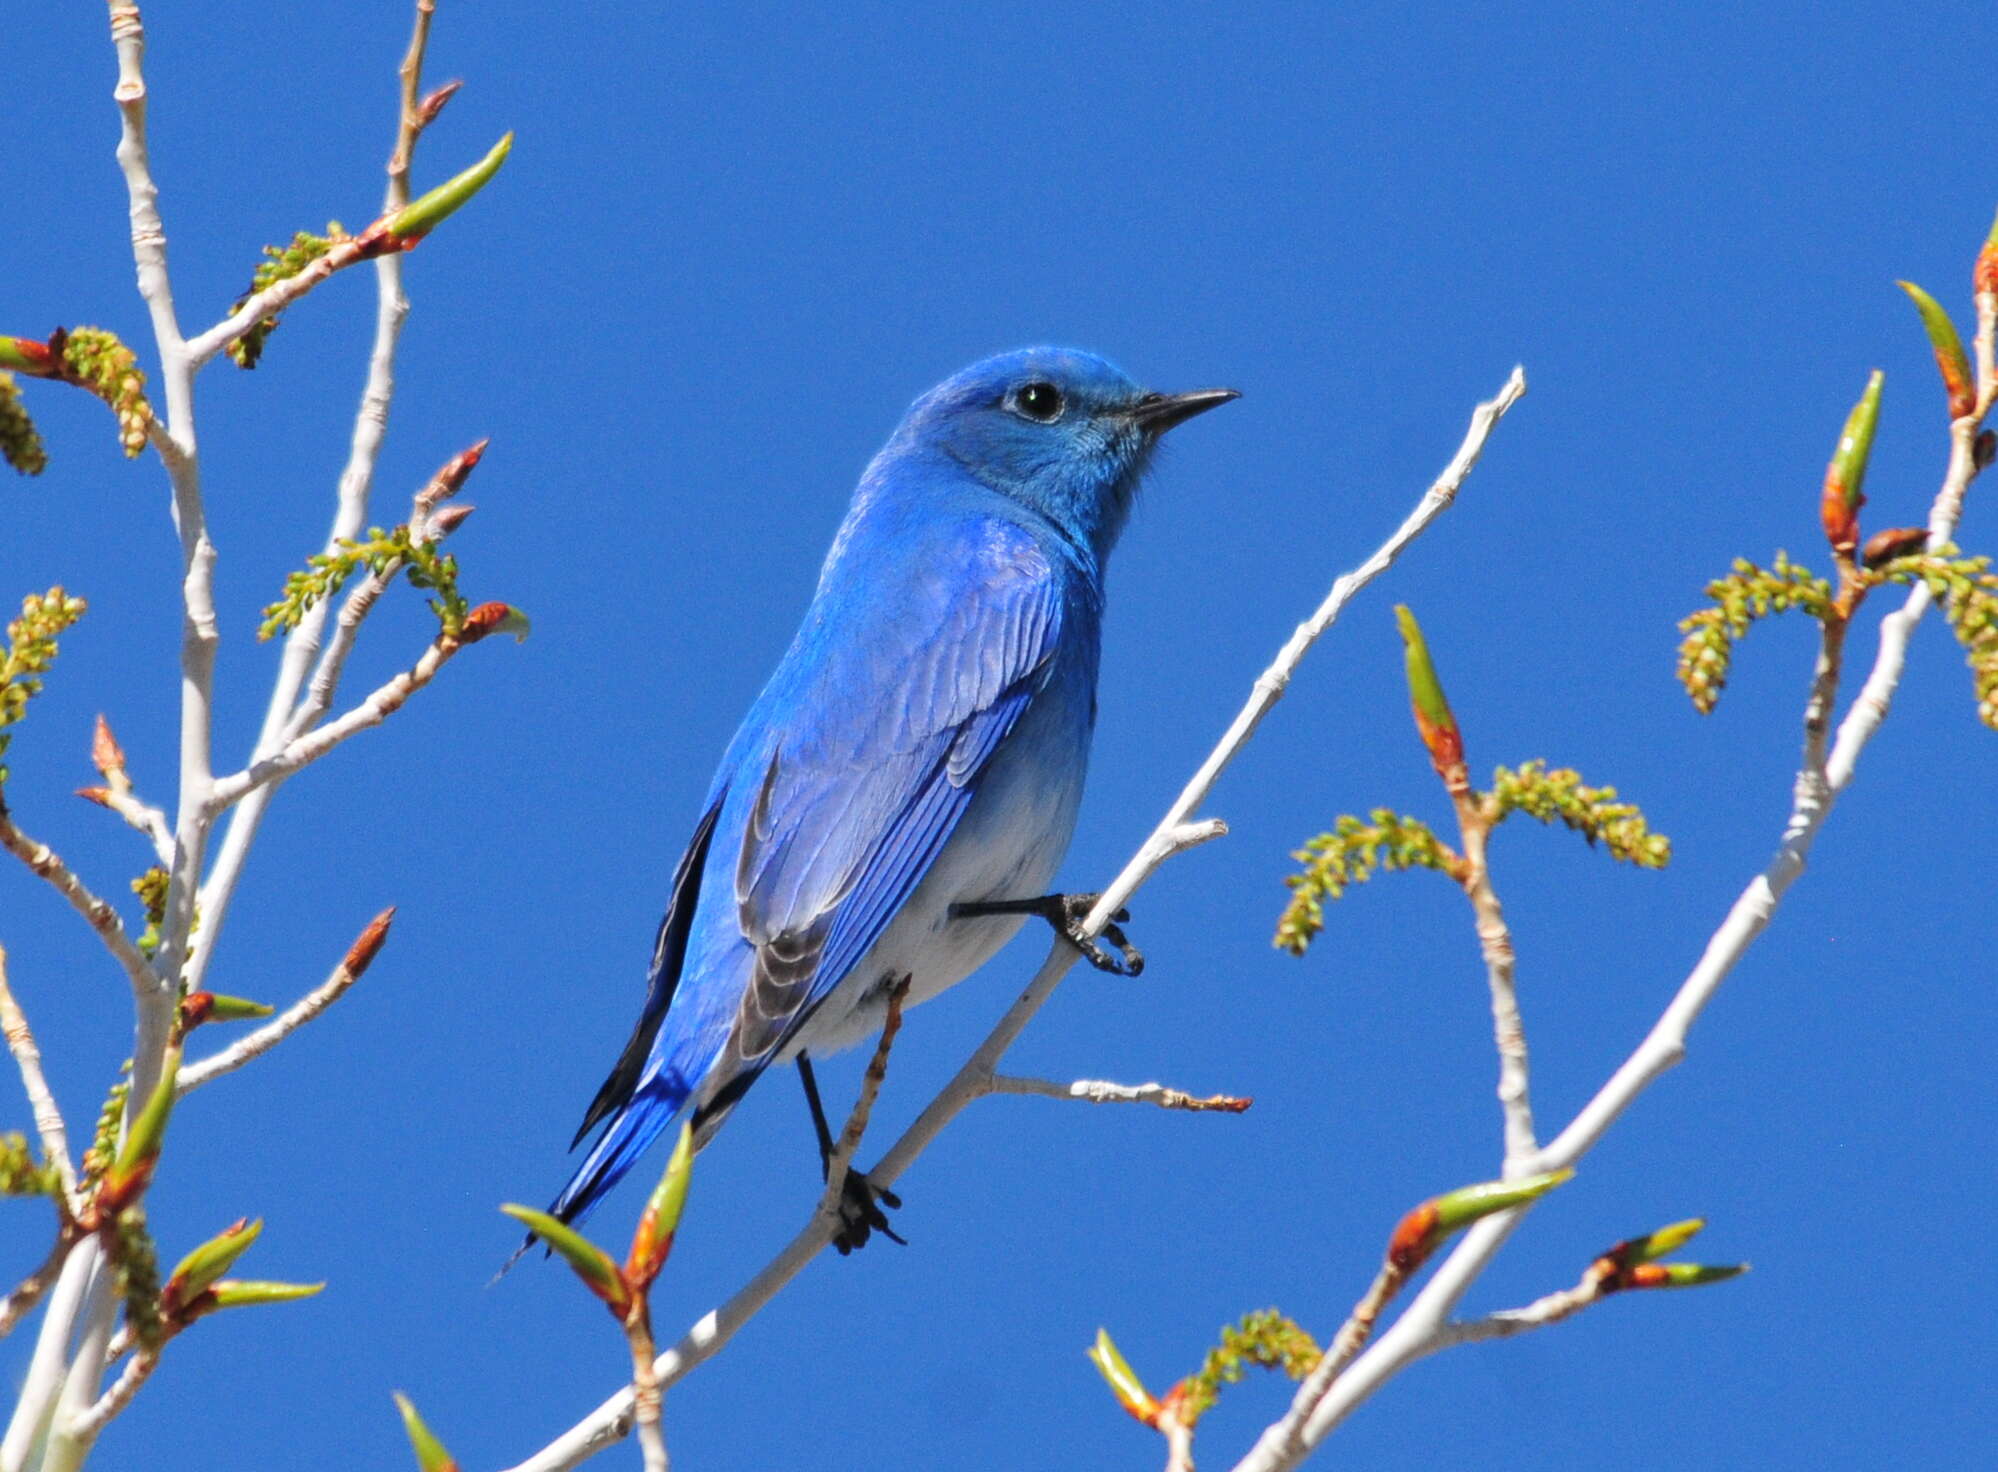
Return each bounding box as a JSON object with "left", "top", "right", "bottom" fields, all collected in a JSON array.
[{"left": 550, "top": 348, "right": 1235, "bottom": 1250}]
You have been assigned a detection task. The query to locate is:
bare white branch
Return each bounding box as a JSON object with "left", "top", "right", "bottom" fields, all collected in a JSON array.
[
  {"left": 0, "top": 947, "right": 78, "bottom": 1207},
  {"left": 0, "top": 1235, "right": 76, "bottom": 1345},
  {"left": 0, "top": 1248, "right": 92, "bottom": 1470},
  {"left": 1078, "top": 366, "right": 1527, "bottom": 941},
  {"left": 182, "top": 247, "right": 367, "bottom": 370},
  {"left": 205, "top": 636, "right": 464, "bottom": 814},
  {"left": 1449, "top": 795, "right": 1535, "bottom": 1171},
  {"left": 987, "top": 1074, "right": 1252, "bottom": 1113},
  {"left": 0, "top": 815, "right": 156, "bottom": 1005},
  {"left": 1161, "top": 1405, "right": 1195, "bottom": 1472},
  {"left": 1430, "top": 1280, "right": 1602, "bottom": 1351},
  {"left": 62, "top": 1349, "right": 156, "bottom": 1446},
  {"left": 502, "top": 369, "right": 1528, "bottom": 1472}
]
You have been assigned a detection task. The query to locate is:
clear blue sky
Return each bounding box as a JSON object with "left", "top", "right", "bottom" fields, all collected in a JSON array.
[{"left": 5, "top": 2, "right": 1993, "bottom": 1467}]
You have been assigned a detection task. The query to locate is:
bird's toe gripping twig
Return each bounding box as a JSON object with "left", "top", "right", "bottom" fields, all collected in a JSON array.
[
  {"left": 831, "top": 1169, "right": 904, "bottom": 1256},
  {"left": 953, "top": 892, "right": 1144, "bottom": 977}
]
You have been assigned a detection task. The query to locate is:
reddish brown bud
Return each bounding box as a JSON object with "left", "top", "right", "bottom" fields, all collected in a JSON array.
[
  {"left": 177, "top": 992, "right": 217, "bottom": 1032},
  {"left": 1860, "top": 526, "right": 1929, "bottom": 569},
  {"left": 430, "top": 504, "right": 477, "bottom": 537},
  {"left": 458, "top": 602, "right": 530, "bottom": 645},
  {"left": 417, "top": 79, "right": 464, "bottom": 129},
  {"left": 1978, "top": 430, "right": 1997, "bottom": 470},
  {"left": 175, "top": 991, "right": 271, "bottom": 1036},
  {"left": 1978, "top": 241, "right": 1998, "bottom": 298},
  {"left": 458, "top": 602, "right": 509, "bottom": 643},
  {"left": 90, "top": 714, "right": 126, "bottom": 777},
  {"left": 435, "top": 438, "right": 488, "bottom": 499},
  {"left": 1386, "top": 1201, "right": 1440, "bottom": 1273},
  {"left": 74, "top": 786, "right": 112, "bottom": 808},
  {"left": 343, "top": 906, "right": 396, "bottom": 978}
]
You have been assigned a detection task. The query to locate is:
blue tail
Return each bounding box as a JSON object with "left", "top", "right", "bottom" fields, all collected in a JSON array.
[{"left": 550, "top": 1073, "right": 690, "bottom": 1227}]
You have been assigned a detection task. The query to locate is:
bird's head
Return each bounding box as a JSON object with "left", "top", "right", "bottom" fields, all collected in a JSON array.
[{"left": 892, "top": 348, "right": 1237, "bottom": 559}]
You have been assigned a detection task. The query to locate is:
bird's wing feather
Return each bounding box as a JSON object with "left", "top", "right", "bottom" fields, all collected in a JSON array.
[
  {"left": 699, "top": 520, "right": 1066, "bottom": 1113},
  {"left": 569, "top": 798, "right": 724, "bottom": 1149}
]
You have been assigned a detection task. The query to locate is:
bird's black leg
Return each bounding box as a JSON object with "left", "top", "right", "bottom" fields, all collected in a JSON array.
[
  {"left": 951, "top": 893, "right": 1144, "bottom": 977},
  {"left": 796, "top": 1053, "right": 903, "bottom": 1255}
]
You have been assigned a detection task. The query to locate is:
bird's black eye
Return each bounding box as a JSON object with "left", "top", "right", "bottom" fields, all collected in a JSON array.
[{"left": 1013, "top": 381, "right": 1065, "bottom": 423}]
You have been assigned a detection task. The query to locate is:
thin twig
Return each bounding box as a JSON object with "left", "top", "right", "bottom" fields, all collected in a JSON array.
[
  {"left": 62, "top": 1349, "right": 156, "bottom": 1444},
  {"left": 987, "top": 1075, "right": 1251, "bottom": 1113},
  {"left": 1431, "top": 1277, "right": 1605, "bottom": 1350},
  {"left": 181, "top": 245, "right": 377, "bottom": 368},
  {"left": 816, "top": 976, "right": 911, "bottom": 1220},
  {"left": 282, "top": 449, "right": 482, "bottom": 748},
  {"left": 624, "top": 1313, "right": 668, "bottom": 1472},
  {"left": 1259, "top": 1263, "right": 1404, "bottom": 1467},
  {"left": 76, "top": 716, "right": 174, "bottom": 868},
  {"left": 40, "top": 1261, "right": 119, "bottom": 1472},
  {"left": 205, "top": 636, "right": 468, "bottom": 813},
  {"left": 0, "top": 1234, "right": 75, "bottom": 1342},
  {"left": 1449, "top": 792, "right": 1534, "bottom": 1171},
  {"left": 0, "top": 946, "right": 78, "bottom": 1205},
  {"left": 0, "top": 1246, "right": 92, "bottom": 1471},
  {"left": 499, "top": 369, "right": 1528, "bottom": 1472},
  {"left": 1077, "top": 368, "right": 1528, "bottom": 943},
  {"left": 0, "top": 811, "right": 154, "bottom": 1003},
  {"left": 177, "top": 907, "right": 395, "bottom": 1095},
  {"left": 1161, "top": 1401, "right": 1195, "bottom": 1472}
]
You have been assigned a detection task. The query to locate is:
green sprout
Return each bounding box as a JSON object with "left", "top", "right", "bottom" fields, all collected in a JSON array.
[
  {"left": 0, "top": 1132, "right": 61, "bottom": 1199},
  {"left": 1675, "top": 552, "right": 1834, "bottom": 714},
  {"left": 0, "top": 373, "right": 46, "bottom": 474},
  {"left": 393, "top": 1392, "right": 460, "bottom": 1472},
  {"left": 226, "top": 227, "right": 347, "bottom": 369},
  {"left": 108, "top": 1205, "right": 165, "bottom": 1349},
  {"left": 60, "top": 327, "right": 153, "bottom": 457},
  {"left": 1177, "top": 1310, "right": 1322, "bottom": 1426},
  {"left": 1276, "top": 810, "right": 1455, "bottom": 955},
  {"left": 0, "top": 586, "right": 87, "bottom": 787},
  {"left": 1865, "top": 548, "right": 1998, "bottom": 729},
  {"left": 1489, "top": 761, "right": 1672, "bottom": 867},
  {"left": 260, "top": 523, "right": 468, "bottom": 640},
  {"left": 81, "top": 1071, "right": 131, "bottom": 1185}
]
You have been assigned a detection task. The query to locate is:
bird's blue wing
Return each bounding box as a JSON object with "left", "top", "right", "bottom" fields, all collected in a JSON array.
[{"left": 696, "top": 518, "right": 1067, "bottom": 1120}]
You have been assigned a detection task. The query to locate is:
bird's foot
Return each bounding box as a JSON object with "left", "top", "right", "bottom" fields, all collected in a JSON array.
[
  {"left": 952, "top": 892, "right": 1144, "bottom": 977},
  {"left": 831, "top": 1168, "right": 905, "bottom": 1255}
]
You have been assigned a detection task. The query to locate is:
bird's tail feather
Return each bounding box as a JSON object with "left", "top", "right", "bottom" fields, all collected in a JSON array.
[
  {"left": 551, "top": 1075, "right": 689, "bottom": 1227},
  {"left": 495, "top": 1075, "right": 692, "bottom": 1282}
]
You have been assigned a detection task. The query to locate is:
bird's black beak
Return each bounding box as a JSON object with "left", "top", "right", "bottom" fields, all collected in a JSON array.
[{"left": 1129, "top": 387, "right": 1240, "bottom": 434}]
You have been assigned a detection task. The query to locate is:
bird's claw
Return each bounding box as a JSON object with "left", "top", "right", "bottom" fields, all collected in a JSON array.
[
  {"left": 952, "top": 891, "right": 1144, "bottom": 976},
  {"left": 1054, "top": 892, "right": 1144, "bottom": 976},
  {"left": 832, "top": 1168, "right": 904, "bottom": 1255}
]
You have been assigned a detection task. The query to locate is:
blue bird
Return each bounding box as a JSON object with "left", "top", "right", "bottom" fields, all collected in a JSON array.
[{"left": 550, "top": 348, "right": 1236, "bottom": 1251}]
